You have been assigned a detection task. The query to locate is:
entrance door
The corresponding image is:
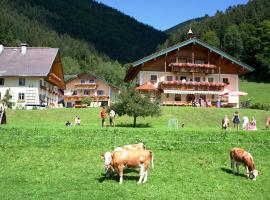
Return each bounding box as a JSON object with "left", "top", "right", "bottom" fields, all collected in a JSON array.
[{"left": 186, "top": 94, "right": 195, "bottom": 102}]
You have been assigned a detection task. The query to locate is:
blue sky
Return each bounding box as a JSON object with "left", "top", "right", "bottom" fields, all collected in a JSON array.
[{"left": 96, "top": 0, "right": 249, "bottom": 30}]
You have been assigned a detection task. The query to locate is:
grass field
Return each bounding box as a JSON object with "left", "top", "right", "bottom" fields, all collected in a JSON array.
[
  {"left": 1, "top": 107, "right": 270, "bottom": 199},
  {"left": 239, "top": 80, "right": 270, "bottom": 104}
]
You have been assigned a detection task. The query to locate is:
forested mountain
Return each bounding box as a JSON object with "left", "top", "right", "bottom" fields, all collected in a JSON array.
[
  {"left": 0, "top": 0, "right": 167, "bottom": 86},
  {"left": 165, "top": 16, "right": 206, "bottom": 34},
  {"left": 160, "top": 0, "right": 270, "bottom": 82}
]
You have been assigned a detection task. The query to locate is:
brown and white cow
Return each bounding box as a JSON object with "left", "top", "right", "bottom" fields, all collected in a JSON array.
[
  {"left": 230, "top": 147, "right": 258, "bottom": 180},
  {"left": 114, "top": 143, "right": 145, "bottom": 151},
  {"left": 102, "top": 149, "right": 154, "bottom": 184},
  {"left": 266, "top": 116, "right": 270, "bottom": 129}
]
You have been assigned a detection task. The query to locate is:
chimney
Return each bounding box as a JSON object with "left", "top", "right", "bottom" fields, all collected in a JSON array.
[
  {"left": 0, "top": 44, "right": 4, "bottom": 54},
  {"left": 20, "top": 43, "right": 27, "bottom": 55}
]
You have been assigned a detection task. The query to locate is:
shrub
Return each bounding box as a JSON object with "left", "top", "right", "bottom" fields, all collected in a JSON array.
[{"left": 81, "top": 97, "right": 92, "bottom": 106}]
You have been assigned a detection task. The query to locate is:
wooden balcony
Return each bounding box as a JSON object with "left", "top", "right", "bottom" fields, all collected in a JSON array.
[
  {"left": 169, "top": 63, "right": 216, "bottom": 74},
  {"left": 160, "top": 81, "right": 226, "bottom": 91},
  {"left": 74, "top": 83, "right": 97, "bottom": 89},
  {"left": 64, "top": 95, "right": 109, "bottom": 101}
]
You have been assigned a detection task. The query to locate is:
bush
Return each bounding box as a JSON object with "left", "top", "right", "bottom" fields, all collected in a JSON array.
[
  {"left": 250, "top": 102, "right": 270, "bottom": 111},
  {"left": 81, "top": 97, "right": 92, "bottom": 106}
]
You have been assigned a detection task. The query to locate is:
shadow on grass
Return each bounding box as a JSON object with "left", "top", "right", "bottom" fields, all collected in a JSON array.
[
  {"left": 221, "top": 167, "right": 247, "bottom": 178},
  {"left": 97, "top": 168, "right": 139, "bottom": 183},
  {"left": 115, "top": 123, "right": 152, "bottom": 128}
]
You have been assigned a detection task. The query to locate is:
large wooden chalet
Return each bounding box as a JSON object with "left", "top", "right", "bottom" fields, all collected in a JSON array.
[{"left": 125, "top": 30, "right": 254, "bottom": 108}]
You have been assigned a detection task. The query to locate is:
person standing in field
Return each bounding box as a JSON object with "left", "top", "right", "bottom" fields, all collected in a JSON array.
[
  {"left": 109, "top": 108, "right": 116, "bottom": 127},
  {"left": 100, "top": 106, "right": 107, "bottom": 128},
  {"left": 233, "top": 111, "right": 240, "bottom": 131}
]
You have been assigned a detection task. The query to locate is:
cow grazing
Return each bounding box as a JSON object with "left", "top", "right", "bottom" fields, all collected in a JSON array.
[
  {"left": 230, "top": 147, "right": 258, "bottom": 180},
  {"left": 222, "top": 115, "right": 230, "bottom": 130},
  {"left": 102, "top": 149, "right": 154, "bottom": 184},
  {"left": 266, "top": 116, "right": 270, "bottom": 129}
]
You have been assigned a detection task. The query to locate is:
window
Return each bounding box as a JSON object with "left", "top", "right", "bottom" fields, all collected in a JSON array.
[
  {"left": 89, "top": 79, "right": 95, "bottom": 84},
  {"left": 166, "top": 76, "right": 173, "bottom": 81},
  {"left": 40, "top": 80, "right": 43, "bottom": 87},
  {"left": 80, "top": 79, "right": 86, "bottom": 84},
  {"left": 166, "top": 94, "right": 170, "bottom": 98},
  {"left": 72, "top": 90, "right": 77, "bottom": 95},
  {"left": 97, "top": 90, "right": 104, "bottom": 96},
  {"left": 195, "top": 77, "right": 201, "bottom": 82},
  {"left": 19, "top": 78, "right": 25, "bottom": 86},
  {"left": 0, "top": 78, "right": 5, "bottom": 85},
  {"left": 150, "top": 75, "right": 157, "bottom": 82},
  {"left": 180, "top": 76, "right": 187, "bottom": 81},
  {"left": 175, "top": 76, "right": 178, "bottom": 81},
  {"left": 175, "top": 94, "right": 181, "bottom": 101},
  {"left": 195, "top": 60, "right": 205, "bottom": 64},
  {"left": 223, "top": 78, "right": 229, "bottom": 85},
  {"left": 208, "top": 77, "right": 214, "bottom": 83},
  {"left": 179, "top": 58, "right": 187, "bottom": 63},
  {"left": 84, "top": 90, "right": 90, "bottom": 95},
  {"left": 18, "top": 93, "right": 25, "bottom": 100}
]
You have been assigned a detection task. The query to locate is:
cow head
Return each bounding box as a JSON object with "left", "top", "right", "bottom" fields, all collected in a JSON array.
[
  {"left": 101, "top": 152, "right": 113, "bottom": 177},
  {"left": 249, "top": 170, "right": 259, "bottom": 180}
]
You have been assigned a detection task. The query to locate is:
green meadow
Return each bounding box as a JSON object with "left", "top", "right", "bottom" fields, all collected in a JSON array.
[{"left": 1, "top": 106, "right": 270, "bottom": 199}]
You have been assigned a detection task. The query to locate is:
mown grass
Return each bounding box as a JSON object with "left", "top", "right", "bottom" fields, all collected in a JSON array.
[
  {"left": 239, "top": 80, "right": 270, "bottom": 104},
  {"left": 1, "top": 107, "right": 270, "bottom": 199}
]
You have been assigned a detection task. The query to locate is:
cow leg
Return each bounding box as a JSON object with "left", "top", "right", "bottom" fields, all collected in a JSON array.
[
  {"left": 246, "top": 166, "right": 250, "bottom": 178},
  {"left": 236, "top": 163, "right": 240, "bottom": 174},
  {"left": 143, "top": 169, "right": 148, "bottom": 183},
  {"left": 118, "top": 165, "right": 124, "bottom": 184},
  {"left": 231, "top": 159, "right": 236, "bottom": 174},
  {"left": 138, "top": 164, "right": 144, "bottom": 184}
]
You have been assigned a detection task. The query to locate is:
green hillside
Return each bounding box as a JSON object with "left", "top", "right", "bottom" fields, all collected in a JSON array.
[
  {"left": 240, "top": 81, "right": 270, "bottom": 104},
  {"left": 161, "top": 0, "right": 270, "bottom": 82},
  {"left": 1, "top": 108, "right": 270, "bottom": 199}
]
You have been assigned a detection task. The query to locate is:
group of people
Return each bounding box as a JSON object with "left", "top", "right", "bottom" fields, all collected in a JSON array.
[
  {"left": 100, "top": 106, "right": 116, "bottom": 128},
  {"left": 222, "top": 111, "right": 257, "bottom": 131}
]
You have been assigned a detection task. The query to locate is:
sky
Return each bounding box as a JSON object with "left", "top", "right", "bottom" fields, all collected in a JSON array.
[{"left": 96, "top": 0, "right": 249, "bottom": 31}]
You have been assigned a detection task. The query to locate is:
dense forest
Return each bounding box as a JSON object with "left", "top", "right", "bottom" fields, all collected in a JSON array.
[
  {"left": 0, "top": 0, "right": 167, "bottom": 86},
  {"left": 161, "top": 0, "right": 270, "bottom": 82}
]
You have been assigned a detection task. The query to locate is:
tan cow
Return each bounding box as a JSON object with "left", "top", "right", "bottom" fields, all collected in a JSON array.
[
  {"left": 114, "top": 143, "right": 145, "bottom": 151},
  {"left": 230, "top": 147, "right": 258, "bottom": 180},
  {"left": 102, "top": 149, "right": 154, "bottom": 184},
  {"left": 266, "top": 116, "right": 270, "bottom": 129}
]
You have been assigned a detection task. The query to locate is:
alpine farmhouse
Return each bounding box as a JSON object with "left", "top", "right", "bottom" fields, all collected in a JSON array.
[
  {"left": 64, "top": 72, "right": 120, "bottom": 108},
  {"left": 0, "top": 44, "right": 65, "bottom": 109},
  {"left": 125, "top": 30, "right": 254, "bottom": 108}
]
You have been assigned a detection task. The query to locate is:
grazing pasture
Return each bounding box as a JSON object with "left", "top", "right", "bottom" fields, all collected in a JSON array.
[{"left": 0, "top": 107, "right": 270, "bottom": 199}]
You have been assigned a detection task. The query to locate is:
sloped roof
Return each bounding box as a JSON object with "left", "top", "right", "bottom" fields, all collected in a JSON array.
[
  {"left": 136, "top": 83, "right": 157, "bottom": 91},
  {"left": 132, "top": 38, "right": 254, "bottom": 71},
  {"left": 0, "top": 47, "right": 59, "bottom": 77},
  {"left": 65, "top": 72, "right": 120, "bottom": 89}
]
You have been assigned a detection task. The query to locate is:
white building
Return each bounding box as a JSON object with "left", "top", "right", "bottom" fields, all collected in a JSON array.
[{"left": 0, "top": 44, "right": 65, "bottom": 109}]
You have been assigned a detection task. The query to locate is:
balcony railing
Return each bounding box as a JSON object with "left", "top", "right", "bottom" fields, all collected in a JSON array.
[
  {"left": 160, "top": 81, "right": 226, "bottom": 91},
  {"left": 169, "top": 63, "right": 217, "bottom": 74},
  {"left": 74, "top": 83, "right": 97, "bottom": 89},
  {"left": 64, "top": 95, "right": 109, "bottom": 101}
]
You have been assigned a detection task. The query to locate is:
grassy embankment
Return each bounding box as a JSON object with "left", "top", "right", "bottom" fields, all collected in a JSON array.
[{"left": 1, "top": 106, "right": 270, "bottom": 199}]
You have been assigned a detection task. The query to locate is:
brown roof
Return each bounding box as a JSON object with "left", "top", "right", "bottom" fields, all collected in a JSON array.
[
  {"left": 136, "top": 83, "right": 157, "bottom": 91},
  {"left": 0, "top": 47, "right": 59, "bottom": 77}
]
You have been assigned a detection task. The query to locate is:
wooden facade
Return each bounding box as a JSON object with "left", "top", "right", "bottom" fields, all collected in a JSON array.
[{"left": 125, "top": 37, "right": 253, "bottom": 108}]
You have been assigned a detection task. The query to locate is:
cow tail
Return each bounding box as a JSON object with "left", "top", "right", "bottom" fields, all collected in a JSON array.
[{"left": 150, "top": 151, "right": 154, "bottom": 169}]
